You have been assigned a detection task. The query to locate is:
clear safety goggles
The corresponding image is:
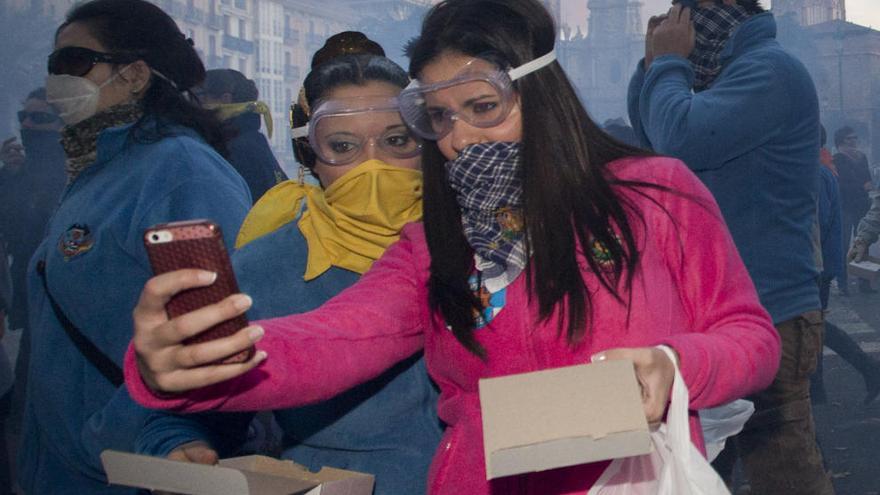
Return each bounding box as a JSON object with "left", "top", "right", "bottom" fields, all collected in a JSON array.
[
  {"left": 291, "top": 95, "right": 423, "bottom": 166},
  {"left": 398, "top": 50, "right": 557, "bottom": 141}
]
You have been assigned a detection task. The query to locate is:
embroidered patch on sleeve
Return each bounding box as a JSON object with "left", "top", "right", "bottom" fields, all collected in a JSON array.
[{"left": 58, "top": 224, "right": 94, "bottom": 261}]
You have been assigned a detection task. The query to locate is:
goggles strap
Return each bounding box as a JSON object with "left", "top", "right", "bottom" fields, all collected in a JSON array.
[
  {"left": 508, "top": 49, "right": 557, "bottom": 81},
  {"left": 291, "top": 123, "right": 309, "bottom": 139},
  {"left": 151, "top": 69, "right": 179, "bottom": 91}
]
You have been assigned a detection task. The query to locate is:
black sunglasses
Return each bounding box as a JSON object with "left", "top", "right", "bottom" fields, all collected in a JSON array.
[
  {"left": 47, "top": 46, "right": 137, "bottom": 77},
  {"left": 18, "top": 110, "right": 59, "bottom": 125}
]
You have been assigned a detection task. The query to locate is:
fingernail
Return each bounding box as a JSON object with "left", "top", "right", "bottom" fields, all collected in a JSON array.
[
  {"left": 247, "top": 326, "right": 264, "bottom": 342},
  {"left": 198, "top": 271, "right": 217, "bottom": 283},
  {"left": 233, "top": 294, "right": 252, "bottom": 310},
  {"left": 255, "top": 350, "right": 268, "bottom": 363},
  {"left": 591, "top": 353, "right": 607, "bottom": 363}
]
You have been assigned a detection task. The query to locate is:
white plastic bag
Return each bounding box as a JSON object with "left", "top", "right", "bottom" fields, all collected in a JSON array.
[
  {"left": 699, "top": 399, "right": 754, "bottom": 462},
  {"left": 588, "top": 346, "right": 731, "bottom": 495}
]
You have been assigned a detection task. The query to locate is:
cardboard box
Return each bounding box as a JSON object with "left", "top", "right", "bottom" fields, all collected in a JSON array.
[
  {"left": 101, "top": 451, "right": 374, "bottom": 495},
  {"left": 848, "top": 256, "right": 880, "bottom": 285},
  {"left": 479, "top": 359, "right": 652, "bottom": 480}
]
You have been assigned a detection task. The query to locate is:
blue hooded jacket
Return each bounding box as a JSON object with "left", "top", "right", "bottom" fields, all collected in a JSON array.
[
  {"left": 818, "top": 166, "right": 843, "bottom": 281},
  {"left": 136, "top": 219, "right": 443, "bottom": 495},
  {"left": 627, "top": 13, "right": 821, "bottom": 323},
  {"left": 17, "top": 120, "right": 250, "bottom": 494},
  {"left": 225, "top": 112, "right": 286, "bottom": 203}
]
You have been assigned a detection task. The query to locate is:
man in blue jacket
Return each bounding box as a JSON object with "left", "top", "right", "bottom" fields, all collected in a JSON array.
[{"left": 627, "top": 0, "right": 833, "bottom": 493}]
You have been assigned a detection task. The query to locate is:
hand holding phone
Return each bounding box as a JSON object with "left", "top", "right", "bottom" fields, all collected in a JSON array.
[{"left": 144, "top": 219, "right": 255, "bottom": 364}]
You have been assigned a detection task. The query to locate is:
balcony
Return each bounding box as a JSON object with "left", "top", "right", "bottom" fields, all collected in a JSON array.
[
  {"left": 285, "top": 65, "right": 300, "bottom": 80},
  {"left": 207, "top": 13, "right": 223, "bottom": 30},
  {"left": 284, "top": 28, "right": 300, "bottom": 44},
  {"left": 222, "top": 34, "right": 254, "bottom": 54}
]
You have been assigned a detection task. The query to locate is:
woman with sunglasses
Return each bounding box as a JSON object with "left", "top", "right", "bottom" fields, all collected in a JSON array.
[
  {"left": 134, "top": 32, "right": 441, "bottom": 495},
  {"left": 18, "top": 0, "right": 251, "bottom": 493},
  {"left": 125, "top": 1, "right": 781, "bottom": 493}
]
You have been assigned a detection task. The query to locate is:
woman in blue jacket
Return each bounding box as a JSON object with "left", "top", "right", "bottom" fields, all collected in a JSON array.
[
  {"left": 17, "top": 0, "right": 251, "bottom": 493},
  {"left": 136, "top": 32, "right": 443, "bottom": 495}
]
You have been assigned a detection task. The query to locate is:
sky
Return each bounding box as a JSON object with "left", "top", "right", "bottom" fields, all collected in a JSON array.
[{"left": 561, "top": 0, "right": 880, "bottom": 33}]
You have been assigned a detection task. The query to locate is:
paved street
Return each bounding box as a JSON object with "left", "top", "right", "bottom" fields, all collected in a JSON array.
[
  {"left": 3, "top": 266, "right": 878, "bottom": 494},
  {"left": 812, "top": 281, "right": 880, "bottom": 495}
]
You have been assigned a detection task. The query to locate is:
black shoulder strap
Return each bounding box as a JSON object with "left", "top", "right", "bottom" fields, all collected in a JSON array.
[{"left": 37, "top": 260, "right": 124, "bottom": 387}]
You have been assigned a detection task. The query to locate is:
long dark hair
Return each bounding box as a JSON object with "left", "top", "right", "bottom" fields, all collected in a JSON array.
[
  {"left": 409, "top": 0, "right": 658, "bottom": 358},
  {"left": 60, "top": 0, "right": 227, "bottom": 154}
]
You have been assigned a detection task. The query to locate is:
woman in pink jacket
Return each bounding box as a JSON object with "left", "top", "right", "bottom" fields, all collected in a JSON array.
[{"left": 125, "top": 0, "right": 781, "bottom": 493}]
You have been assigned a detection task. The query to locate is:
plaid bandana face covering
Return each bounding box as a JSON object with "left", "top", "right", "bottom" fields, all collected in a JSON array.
[
  {"left": 446, "top": 142, "right": 527, "bottom": 290},
  {"left": 688, "top": 3, "right": 749, "bottom": 91}
]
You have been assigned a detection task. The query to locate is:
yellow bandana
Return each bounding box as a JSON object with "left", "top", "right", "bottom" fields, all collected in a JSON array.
[
  {"left": 205, "top": 101, "right": 274, "bottom": 139},
  {"left": 235, "top": 160, "right": 423, "bottom": 280}
]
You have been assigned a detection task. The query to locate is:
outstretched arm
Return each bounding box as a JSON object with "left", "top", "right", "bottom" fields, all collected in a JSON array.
[{"left": 125, "top": 225, "right": 430, "bottom": 413}]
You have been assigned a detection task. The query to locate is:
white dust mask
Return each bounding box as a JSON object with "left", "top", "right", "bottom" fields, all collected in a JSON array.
[{"left": 46, "top": 66, "right": 130, "bottom": 125}]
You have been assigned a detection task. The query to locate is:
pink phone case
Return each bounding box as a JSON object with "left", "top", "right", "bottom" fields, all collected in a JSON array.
[{"left": 144, "top": 219, "right": 255, "bottom": 364}]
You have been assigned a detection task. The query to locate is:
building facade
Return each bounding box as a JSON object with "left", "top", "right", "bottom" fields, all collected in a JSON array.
[
  {"left": 773, "top": 0, "right": 846, "bottom": 27},
  {"left": 557, "top": 0, "right": 644, "bottom": 124},
  {"left": 807, "top": 20, "right": 880, "bottom": 163},
  {"left": 773, "top": 0, "right": 879, "bottom": 163}
]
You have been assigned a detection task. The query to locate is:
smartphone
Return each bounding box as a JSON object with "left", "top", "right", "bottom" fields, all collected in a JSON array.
[{"left": 144, "top": 219, "right": 255, "bottom": 364}]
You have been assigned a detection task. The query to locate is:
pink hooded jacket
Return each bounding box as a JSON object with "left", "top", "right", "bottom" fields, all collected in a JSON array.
[{"left": 126, "top": 156, "right": 781, "bottom": 494}]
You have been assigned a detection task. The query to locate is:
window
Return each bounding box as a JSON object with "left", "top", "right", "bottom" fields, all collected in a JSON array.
[{"left": 239, "top": 19, "right": 246, "bottom": 39}]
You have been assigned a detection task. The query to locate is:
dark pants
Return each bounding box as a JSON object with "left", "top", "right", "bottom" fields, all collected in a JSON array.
[
  {"left": 715, "top": 312, "right": 835, "bottom": 495},
  {"left": 812, "top": 276, "right": 880, "bottom": 401}
]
